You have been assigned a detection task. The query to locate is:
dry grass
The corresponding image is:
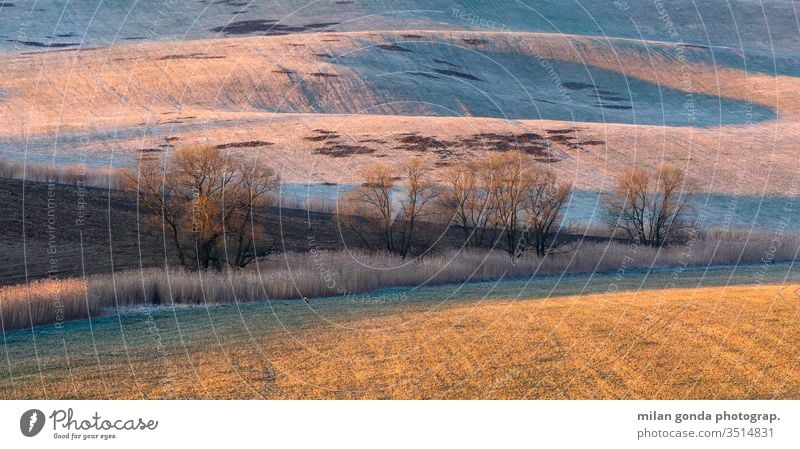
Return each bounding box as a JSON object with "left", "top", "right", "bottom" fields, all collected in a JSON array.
[
  {"left": 3, "top": 231, "right": 799, "bottom": 332},
  {"left": 0, "top": 157, "right": 123, "bottom": 188},
  {"left": 3, "top": 282, "right": 798, "bottom": 399},
  {"left": 257, "top": 284, "right": 800, "bottom": 399},
  {"left": 0, "top": 278, "right": 92, "bottom": 331},
  {"left": 2, "top": 31, "right": 799, "bottom": 194}
]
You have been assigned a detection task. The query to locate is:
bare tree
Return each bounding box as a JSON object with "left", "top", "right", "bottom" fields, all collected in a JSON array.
[
  {"left": 339, "top": 159, "right": 438, "bottom": 258},
  {"left": 439, "top": 161, "right": 491, "bottom": 247},
  {"left": 604, "top": 165, "right": 696, "bottom": 247},
  {"left": 224, "top": 160, "right": 280, "bottom": 268},
  {"left": 338, "top": 163, "right": 396, "bottom": 253},
  {"left": 396, "top": 159, "right": 439, "bottom": 258},
  {"left": 129, "top": 156, "right": 189, "bottom": 267},
  {"left": 125, "top": 146, "right": 278, "bottom": 270},
  {"left": 483, "top": 152, "right": 533, "bottom": 256},
  {"left": 521, "top": 169, "right": 573, "bottom": 257}
]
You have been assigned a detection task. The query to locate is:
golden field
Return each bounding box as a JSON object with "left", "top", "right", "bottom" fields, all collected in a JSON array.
[{"left": 3, "top": 278, "right": 799, "bottom": 399}]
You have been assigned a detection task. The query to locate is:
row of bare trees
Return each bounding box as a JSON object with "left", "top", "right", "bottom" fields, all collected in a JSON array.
[
  {"left": 339, "top": 153, "right": 696, "bottom": 259},
  {"left": 126, "top": 145, "right": 696, "bottom": 271},
  {"left": 340, "top": 152, "right": 574, "bottom": 259}
]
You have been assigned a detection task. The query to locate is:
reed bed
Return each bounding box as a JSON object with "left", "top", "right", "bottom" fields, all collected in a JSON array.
[
  {"left": 2, "top": 231, "right": 799, "bottom": 332},
  {"left": 0, "top": 157, "right": 124, "bottom": 189}
]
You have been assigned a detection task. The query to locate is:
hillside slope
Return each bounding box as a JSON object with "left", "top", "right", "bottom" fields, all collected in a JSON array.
[
  {"left": 1, "top": 30, "right": 798, "bottom": 194},
  {"left": 1, "top": 0, "right": 797, "bottom": 52},
  {"left": 3, "top": 273, "right": 799, "bottom": 399},
  {"left": 0, "top": 1, "right": 798, "bottom": 195}
]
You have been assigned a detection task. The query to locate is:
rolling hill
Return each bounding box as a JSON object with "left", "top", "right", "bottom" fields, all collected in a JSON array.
[
  {"left": 0, "top": 1, "right": 798, "bottom": 192},
  {"left": 2, "top": 265, "right": 799, "bottom": 399}
]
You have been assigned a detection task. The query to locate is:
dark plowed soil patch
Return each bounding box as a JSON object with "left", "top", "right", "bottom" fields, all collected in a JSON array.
[
  {"left": 547, "top": 128, "right": 579, "bottom": 134},
  {"left": 595, "top": 104, "right": 632, "bottom": 110},
  {"left": 304, "top": 134, "right": 340, "bottom": 142},
  {"left": 395, "top": 133, "right": 455, "bottom": 152},
  {"left": 272, "top": 69, "right": 294, "bottom": 74},
  {"left": 158, "top": 53, "right": 225, "bottom": 60},
  {"left": 459, "top": 132, "right": 567, "bottom": 161},
  {"left": 547, "top": 134, "right": 574, "bottom": 143},
  {"left": 303, "top": 129, "right": 373, "bottom": 155},
  {"left": 166, "top": 136, "right": 180, "bottom": 142},
  {"left": 210, "top": 20, "right": 339, "bottom": 36},
  {"left": 580, "top": 140, "right": 605, "bottom": 145},
  {"left": 461, "top": 38, "right": 485, "bottom": 45},
  {"left": 314, "top": 53, "right": 332, "bottom": 58},
  {"left": 215, "top": 0, "right": 249, "bottom": 6},
  {"left": 359, "top": 138, "right": 388, "bottom": 144},
  {"left": 7, "top": 40, "right": 79, "bottom": 48},
  {"left": 309, "top": 72, "right": 339, "bottom": 78},
  {"left": 433, "top": 69, "right": 483, "bottom": 82},
  {"left": 469, "top": 132, "right": 545, "bottom": 142},
  {"left": 391, "top": 131, "right": 566, "bottom": 162},
  {"left": 433, "top": 58, "right": 460, "bottom": 68},
  {"left": 210, "top": 19, "right": 278, "bottom": 35},
  {"left": 316, "top": 144, "right": 375, "bottom": 157},
  {"left": 306, "top": 22, "right": 339, "bottom": 29},
  {"left": 462, "top": 132, "right": 547, "bottom": 150},
  {"left": 377, "top": 43, "right": 413, "bottom": 52},
  {"left": 138, "top": 148, "right": 163, "bottom": 153},
  {"left": 563, "top": 82, "right": 596, "bottom": 90},
  {"left": 401, "top": 34, "right": 424, "bottom": 39},
  {"left": 215, "top": 141, "right": 273, "bottom": 149},
  {"left": 407, "top": 71, "right": 439, "bottom": 79},
  {"left": 590, "top": 94, "right": 628, "bottom": 102},
  {"left": 594, "top": 89, "right": 617, "bottom": 95}
]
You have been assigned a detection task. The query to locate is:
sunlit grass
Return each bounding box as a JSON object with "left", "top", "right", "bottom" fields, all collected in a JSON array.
[{"left": 2, "top": 266, "right": 799, "bottom": 399}]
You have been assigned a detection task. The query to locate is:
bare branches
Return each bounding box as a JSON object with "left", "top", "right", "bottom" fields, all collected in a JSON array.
[
  {"left": 439, "top": 161, "right": 491, "bottom": 247},
  {"left": 483, "top": 152, "right": 535, "bottom": 256},
  {"left": 341, "top": 152, "right": 575, "bottom": 260},
  {"left": 521, "top": 169, "right": 574, "bottom": 257},
  {"left": 604, "top": 165, "right": 696, "bottom": 247},
  {"left": 337, "top": 159, "right": 438, "bottom": 258},
  {"left": 124, "top": 146, "right": 279, "bottom": 270}
]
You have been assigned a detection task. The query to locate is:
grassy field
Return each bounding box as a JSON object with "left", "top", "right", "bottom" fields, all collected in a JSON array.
[
  {"left": 2, "top": 263, "right": 798, "bottom": 399},
  {"left": 3, "top": 28, "right": 799, "bottom": 196},
  {"left": 2, "top": 0, "right": 800, "bottom": 402}
]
